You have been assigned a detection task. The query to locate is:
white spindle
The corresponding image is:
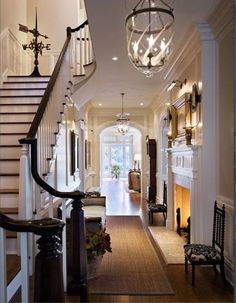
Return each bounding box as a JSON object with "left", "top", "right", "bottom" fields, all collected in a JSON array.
[
  {"left": 0, "top": 228, "right": 7, "bottom": 303},
  {"left": 48, "top": 194, "right": 54, "bottom": 218},
  {"left": 20, "top": 232, "right": 29, "bottom": 303},
  {"left": 79, "top": 29, "right": 83, "bottom": 75}
]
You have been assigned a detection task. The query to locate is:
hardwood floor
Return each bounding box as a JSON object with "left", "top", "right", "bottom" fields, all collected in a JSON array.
[{"left": 81, "top": 178, "right": 234, "bottom": 303}]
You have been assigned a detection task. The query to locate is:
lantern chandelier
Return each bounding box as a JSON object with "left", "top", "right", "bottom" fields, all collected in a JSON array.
[
  {"left": 125, "top": 0, "right": 174, "bottom": 77},
  {"left": 116, "top": 93, "right": 130, "bottom": 135}
]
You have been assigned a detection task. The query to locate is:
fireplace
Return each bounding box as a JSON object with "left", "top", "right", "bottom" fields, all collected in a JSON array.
[{"left": 166, "top": 145, "right": 201, "bottom": 243}]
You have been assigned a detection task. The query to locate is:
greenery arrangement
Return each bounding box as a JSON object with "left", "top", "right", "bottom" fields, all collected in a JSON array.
[
  {"left": 86, "top": 228, "right": 112, "bottom": 263},
  {"left": 111, "top": 164, "right": 121, "bottom": 178}
]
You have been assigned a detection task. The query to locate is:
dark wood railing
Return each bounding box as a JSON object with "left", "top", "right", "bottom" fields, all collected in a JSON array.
[
  {"left": 0, "top": 212, "right": 65, "bottom": 302},
  {"left": 18, "top": 20, "right": 90, "bottom": 302}
]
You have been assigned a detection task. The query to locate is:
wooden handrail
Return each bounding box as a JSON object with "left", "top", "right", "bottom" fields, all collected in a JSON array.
[
  {"left": 24, "top": 20, "right": 88, "bottom": 140},
  {"left": 0, "top": 211, "right": 64, "bottom": 235}
]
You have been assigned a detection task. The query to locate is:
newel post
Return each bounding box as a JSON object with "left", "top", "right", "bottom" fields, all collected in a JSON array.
[
  {"left": 34, "top": 219, "right": 65, "bottom": 302},
  {"left": 67, "top": 192, "right": 87, "bottom": 302}
]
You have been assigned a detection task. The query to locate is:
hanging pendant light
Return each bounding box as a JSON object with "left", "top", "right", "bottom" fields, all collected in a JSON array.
[
  {"left": 125, "top": 0, "right": 174, "bottom": 77},
  {"left": 116, "top": 93, "right": 130, "bottom": 135}
]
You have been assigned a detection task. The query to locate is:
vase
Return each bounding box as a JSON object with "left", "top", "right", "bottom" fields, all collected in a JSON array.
[{"left": 87, "top": 255, "right": 103, "bottom": 279}]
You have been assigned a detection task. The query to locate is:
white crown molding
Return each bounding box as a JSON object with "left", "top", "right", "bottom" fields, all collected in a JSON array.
[{"left": 207, "top": 0, "right": 234, "bottom": 40}]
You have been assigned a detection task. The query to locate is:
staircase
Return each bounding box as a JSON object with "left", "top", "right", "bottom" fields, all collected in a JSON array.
[{"left": 0, "top": 75, "right": 49, "bottom": 254}]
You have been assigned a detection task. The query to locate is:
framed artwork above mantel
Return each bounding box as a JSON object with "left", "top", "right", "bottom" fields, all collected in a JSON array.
[{"left": 171, "top": 93, "right": 191, "bottom": 140}]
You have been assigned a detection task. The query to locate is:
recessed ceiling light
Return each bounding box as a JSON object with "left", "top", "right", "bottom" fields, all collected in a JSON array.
[
  {"left": 140, "top": 102, "right": 144, "bottom": 106},
  {"left": 98, "top": 103, "right": 102, "bottom": 106},
  {"left": 112, "top": 57, "right": 118, "bottom": 61}
]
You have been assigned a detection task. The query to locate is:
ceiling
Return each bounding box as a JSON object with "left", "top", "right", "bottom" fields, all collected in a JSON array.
[{"left": 84, "top": 0, "right": 221, "bottom": 109}]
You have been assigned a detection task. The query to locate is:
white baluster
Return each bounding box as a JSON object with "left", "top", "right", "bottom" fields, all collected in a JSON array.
[
  {"left": 0, "top": 228, "right": 7, "bottom": 303},
  {"left": 20, "top": 232, "right": 29, "bottom": 303}
]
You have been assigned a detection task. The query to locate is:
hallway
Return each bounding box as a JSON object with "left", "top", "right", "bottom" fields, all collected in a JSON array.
[{"left": 84, "top": 179, "right": 234, "bottom": 303}]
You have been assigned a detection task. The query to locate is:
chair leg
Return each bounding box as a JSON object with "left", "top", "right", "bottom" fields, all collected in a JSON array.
[
  {"left": 220, "top": 262, "right": 226, "bottom": 282},
  {"left": 162, "top": 212, "right": 166, "bottom": 225},
  {"left": 148, "top": 211, "right": 153, "bottom": 224},
  {"left": 192, "top": 264, "right": 195, "bottom": 286},
  {"left": 185, "top": 256, "right": 188, "bottom": 273}
]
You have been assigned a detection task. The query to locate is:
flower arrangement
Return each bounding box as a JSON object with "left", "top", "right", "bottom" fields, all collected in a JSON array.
[
  {"left": 111, "top": 164, "right": 121, "bottom": 179},
  {"left": 86, "top": 228, "right": 112, "bottom": 263}
]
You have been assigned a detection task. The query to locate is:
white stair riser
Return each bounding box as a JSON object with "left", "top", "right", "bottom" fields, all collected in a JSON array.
[
  {"left": 7, "top": 76, "right": 50, "bottom": 82},
  {"left": 0, "top": 161, "right": 19, "bottom": 173},
  {"left": 0, "top": 97, "right": 42, "bottom": 104},
  {"left": 6, "top": 238, "right": 18, "bottom": 255},
  {"left": 0, "top": 147, "right": 21, "bottom": 158},
  {"left": 2, "top": 82, "right": 48, "bottom": 89},
  {"left": 0, "top": 89, "right": 45, "bottom": 96},
  {"left": 0, "top": 113, "right": 35, "bottom": 123},
  {"left": 0, "top": 135, "right": 24, "bottom": 145},
  {"left": 0, "top": 195, "right": 18, "bottom": 208},
  {"left": 0, "top": 176, "right": 19, "bottom": 188},
  {"left": 0, "top": 124, "right": 30, "bottom": 132},
  {"left": 0, "top": 104, "right": 38, "bottom": 113}
]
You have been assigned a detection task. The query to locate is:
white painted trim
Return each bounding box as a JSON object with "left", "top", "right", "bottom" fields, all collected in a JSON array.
[{"left": 0, "top": 228, "right": 7, "bottom": 303}]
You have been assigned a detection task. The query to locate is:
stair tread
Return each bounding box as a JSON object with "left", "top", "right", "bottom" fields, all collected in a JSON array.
[
  {"left": 0, "top": 206, "right": 18, "bottom": 213},
  {"left": 0, "top": 95, "right": 43, "bottom": 98},
  {"left": 0, "top": 133, "right": 27, "bottom": 135},
  {"left": 3, "top": 81, "right": 48, "bottom": 84},
  {"left": 0, "top": 112, "right": 36, "bottom": 114},
  {"left": 0, "top": 158, "right": 20, "bottom": 161},
  {"left": 0, "top": 88, "right": 45, "bottom": 91},
  {"left": 0, "top": 173, "right": 19, "bottom": 176},
  {"left": 0, "top": 103, "right": 40, "bottom": 106},
  {"left": 7, "top": 254, "right": 21, "bottom": 285},
  {"left": 6, "top": 230, "right": 17, "bottom": 238},
  {"left": 0, "top": 145, "right": 21, "bottom": 147},
  {"left": 0, "top": 122, "right": 31, "bottom": 124}
]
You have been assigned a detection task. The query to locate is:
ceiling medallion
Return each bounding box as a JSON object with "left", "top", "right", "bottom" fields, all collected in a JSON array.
[{"left": 125, "top": 0, "right": 174, "bottom": 77}]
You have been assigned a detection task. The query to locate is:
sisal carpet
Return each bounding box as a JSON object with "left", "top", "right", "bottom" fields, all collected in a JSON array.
[
  {"left": 149, "top": 226, "right": 185, "bottom": 264},
  {"left": 88, "top": 216, "right": 174, "bottom": 295}
]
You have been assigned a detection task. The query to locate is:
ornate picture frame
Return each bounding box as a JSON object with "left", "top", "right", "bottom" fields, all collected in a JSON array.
[{"left": 172, "top": 93, "right": 191, "bottom": 140}]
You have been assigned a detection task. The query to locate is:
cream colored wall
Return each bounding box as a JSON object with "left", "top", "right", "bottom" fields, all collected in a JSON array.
[
  {"left": 0, "top": 0, "right": 27, "bottom": 43},
  {"left": 217, "top": 25, "right": 234, "bottom": 200}
]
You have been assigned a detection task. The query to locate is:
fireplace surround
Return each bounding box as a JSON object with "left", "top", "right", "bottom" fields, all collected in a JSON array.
[{"left": 166, "top": 145, "right": 201, "bottom": 243}]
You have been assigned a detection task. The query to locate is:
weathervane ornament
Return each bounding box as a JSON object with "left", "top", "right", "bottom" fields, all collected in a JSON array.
[{"left": 19, "top": 9, "right": 50, "bottom": 76}]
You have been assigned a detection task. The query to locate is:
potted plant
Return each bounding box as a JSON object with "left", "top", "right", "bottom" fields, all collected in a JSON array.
[
  {"left": 111, "top": 164, "right": 121, "bottom": 179},
  {"left": 86, "top": 227, "right": 112, "bottom": 278}
]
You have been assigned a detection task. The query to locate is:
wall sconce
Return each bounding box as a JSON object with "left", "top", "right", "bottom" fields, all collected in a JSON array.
[
  {"left": 167, "top": 79, "right": 187, "bottom": 92},
  {"left": 183, "top": 125, "right": 193, "bottom": 145},
  {"left": 167, "top": 131, "right": 172, "bottom": 148}
]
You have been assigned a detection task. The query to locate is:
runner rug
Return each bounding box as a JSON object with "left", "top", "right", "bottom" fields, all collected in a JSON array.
[{"left": 88, "top": 216, "right": 174, "bottom": 295}]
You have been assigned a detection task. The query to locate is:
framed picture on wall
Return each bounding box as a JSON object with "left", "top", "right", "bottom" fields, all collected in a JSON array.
[
  {"left": 70, "top": 130, "right": 79, "bottom": 175},
  {"left": 172, "top": 93, "right": 191, "bottom": 139}
]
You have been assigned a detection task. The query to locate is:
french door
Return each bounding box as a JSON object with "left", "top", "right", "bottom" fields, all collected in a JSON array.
[{"left": 102, "top": 143, "right": 132, "bottom": 178}]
